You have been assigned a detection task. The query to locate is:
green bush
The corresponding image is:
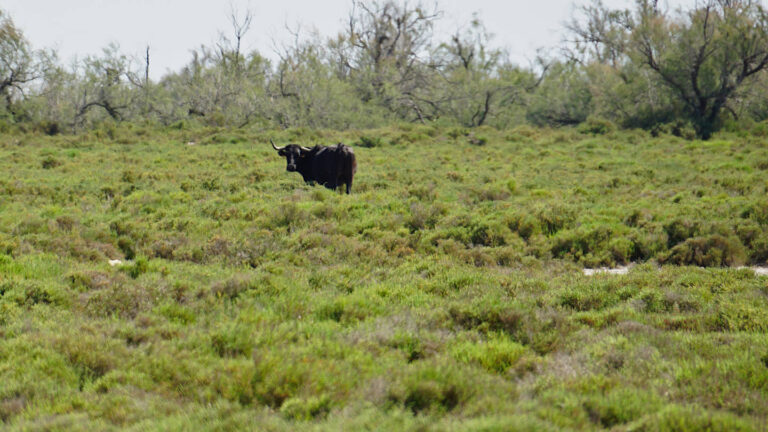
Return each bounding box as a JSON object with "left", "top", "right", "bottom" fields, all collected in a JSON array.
[
  {"left": 710, "top": 302, "right": 768, "bottom": 332},
  {"left": 635, "top": 405, "right": 757, "bottom": 432},
  {"left": 358, "top": 135, "right": 384, "bottom": 148},
  {"left": 449, "top": 303, "right": 522, "bottom": 335},
  {"left": 536, "top": 204, "right": 576, "bottom": 236},
  {"left": 468, "top": 220, "right": 511, "bottom": 247},
  {"left": 120, "top": 257, "right": 149, "bottom": 279},
  {"left": 551, "top": 225, "right": 616, "bottom": 266},
  {"left": 660, "top": 235, "right": 746, "bottom": 267},
  {"left": 387, "top": 363, "right": 473, "bottom": 415},
  {"left": 581, "top": 389, "right": 661, "bottom": 428},
  {"left": 280, "top": 395, "right": 331, "bottom": 420},
  {"left": 505, "top": 213, "right": 539, "bottom": 241},
  {"left": 578, "top": 117, "right": 615, "bottom": 135},
  {"left": 451, "top": 334, "right": 527, "bottom": 373},
  {"left": 664, "top": 218, "right": 700, "bottom": 247}
]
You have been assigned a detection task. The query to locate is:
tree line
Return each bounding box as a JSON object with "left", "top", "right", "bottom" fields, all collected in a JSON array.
[{"left": 2, "top": 0, "right": 768, "bottom": 139}]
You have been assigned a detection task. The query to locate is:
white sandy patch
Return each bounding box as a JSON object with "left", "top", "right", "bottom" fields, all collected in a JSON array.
[
  {"left": 582, "top": 266, "right": 631, "bottom": 276},
  {"left": 583, "top": 265, "right": 768, "bottom": 276},
  {"left": 742, "top": 266, "right": 768, "bottom": 276}
]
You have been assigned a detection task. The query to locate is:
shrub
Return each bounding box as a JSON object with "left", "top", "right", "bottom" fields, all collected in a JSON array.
[
  {"left": 748, "top": 234, "right": 768, "bottom": 264},
  {"left": 653, "top": 121, "right": 697, "bottom": 140},
  {"left": 635, "top": 405, "right": 756, "bottom": 432},
  {"left": 447, "top": 127, "right": 469, "bottom": 139},
  {"left": 210, "top": 275, "right": 256, "bottom": 300},
  {"left": 358, "top": 135, "right": 384, "bottom": 148},
  {"left": 551, "top": 225, "right": 615, "bottom": 265},
  {"left": 609, "top": 237, "right": 634, "bottom": 264},
  {"left": 120, "top": 257, "right": 149, "bottom": 279},
  {"left": 734, "top": 220, "right": 763, "bottom": 248},
  {"left": 660, "top": 235, "right": 746, "bottom": 267},
  {"left": 627, "top": 227, "right": 667, "bottom": 261},
  {"left": 271, "top": 203, "right": 307, "bottom": 229},
  {"left": 506, "top": 179, "right": 518, "bottom": 193},
  {"left": 84, "top": 282, "right": 152, "bottom": 319},
  {"left": 709, "top": 302, "right": 768, "bottom": 332},
  {"left": 387, "top": 363, "right": 472, "bottom": 415},
  {"left": 210, "top": 325, "right": 254, "bottom": 357},
  {"left": 559, "top": 283, "right": 621, "bottom": 312},
  {"left": 664, "top": 218, "right": 700, "bottom": 247},
  {"left": 67, "top": 270, "right": 116, "bottom": 291},
  {"left": 117, "top": 237, "right": 135, "bottom": 260},
  {"left": 506, "top": 213, "right": 539, "bottom": 240},
  {"left": 406, "top": 202, "right": 442, "bottom": 232},
  {"left": 468, "top": 134, "right": 488, "bottom": 146},
  {"left": 448, "top": 304, "right": 522, "bottom": 335},
  {"left": 578, "top": 117, "right": 615, "bottom": 135},
  {"left": 581, "top": 389, "right": 661, "bottom": 428},
  {"left": 11, "top": 281, "right": 69, "bottom": 307},
  {"left": 468, "top": 221, "right": 511, "bottom": 247},
  {"left": 252, "top": 353, "right": 308, "bottom": 408},
  {"left": 451, "top": 334, "right": 527, "bottom": 373},
  {"left": 41, "top": 156, "right": 61, "bottom": 169},
  {"left": 280, "top": 396, "right": 331, "bottom": 420},
  {"left": 537, "top": 204, "right": 576, "bottom": 236},
  {"left": 473, "top": 184, "right": 510, "bottom": 202},
  {"left": 155, "top": 303, "right": 196, "bottom": 325},
  {"left": 624, "top": 209, "right": 653, "bottom": 228},
  {"left": 741, "top": 201, "right": 768, "bottom": 226}
]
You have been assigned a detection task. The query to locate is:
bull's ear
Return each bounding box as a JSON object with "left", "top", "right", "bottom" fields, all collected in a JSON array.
[{"left": 278, "top": 150, "right": 285, "bottom": 156}]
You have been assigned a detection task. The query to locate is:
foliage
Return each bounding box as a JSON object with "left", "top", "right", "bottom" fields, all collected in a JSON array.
[
  {"left": 2, "top": 2, "right": 768, "bottom": 136},
  {"left": 0, "top": 10, "right": 40, "bottom": 118},
  {"left": 568, "top": 0, "right": 768, "bottom": 138},
  {"left": 527, "top": 62, "right": 592, "bottom": 126}
]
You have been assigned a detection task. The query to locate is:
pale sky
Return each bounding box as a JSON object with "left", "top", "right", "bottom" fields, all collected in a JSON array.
[{"left": 4, "top": 0, "right": 688, "bottom": 80}]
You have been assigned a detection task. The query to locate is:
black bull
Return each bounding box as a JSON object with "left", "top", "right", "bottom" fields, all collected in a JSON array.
[{"left": 271, "top": 140, "right": 357, "bottom": 194}]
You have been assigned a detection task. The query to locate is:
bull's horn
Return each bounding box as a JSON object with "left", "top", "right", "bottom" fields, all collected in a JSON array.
[
  {"left": 300, "top": 146, "right": 312, "bottom": 152},
  {"left": 270, "top": 139, "right": 284, "bottom": 151}
]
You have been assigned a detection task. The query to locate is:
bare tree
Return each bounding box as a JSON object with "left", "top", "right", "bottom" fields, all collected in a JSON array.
[
  {"left": 0, "top": 10, "right": 41, "bottom": 116},
  {"left": 569, "top": 0, "right": 768, "bottom": 138},
  {"left": 72, "top": 44, "right": 138, "bottom": 129},
  {"left": 432, "top": 17, "right": 541, "bottom": 127},
  {"left": 228, "top": 5, "right": 254, "bottom": 72},
  {"left": 344, "top": 0, "right": 441, "bottom": 120}
]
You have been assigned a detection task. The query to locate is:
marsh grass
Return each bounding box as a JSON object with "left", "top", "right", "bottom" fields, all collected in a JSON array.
[{"left": 1, "top": 125, "right": 768, "bottom": 430}]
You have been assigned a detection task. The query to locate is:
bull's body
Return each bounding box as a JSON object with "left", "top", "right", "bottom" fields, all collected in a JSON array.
[{"left": 272, "top": 141, "right": 357, "bottom": 194}]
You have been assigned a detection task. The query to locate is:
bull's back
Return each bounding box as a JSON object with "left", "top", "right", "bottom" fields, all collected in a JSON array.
[
  {"left": 310, "top": 147, "right": 341, "bottom": 181},
  {"left": 306, "top": 144, "right": 356, "bottom": 191}
]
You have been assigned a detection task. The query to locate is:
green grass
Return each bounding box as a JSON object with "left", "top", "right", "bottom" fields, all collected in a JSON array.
[{"left": 1, "top": 124, "right": 767, "bottom": 430}]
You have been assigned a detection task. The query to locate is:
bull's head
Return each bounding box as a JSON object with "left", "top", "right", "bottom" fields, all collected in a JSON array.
[{"left": 271, "top": 139, "right": 311, "bottom": 172}]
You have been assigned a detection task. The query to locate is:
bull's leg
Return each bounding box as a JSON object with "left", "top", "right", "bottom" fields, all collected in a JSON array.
[{"left": 345, "top": 178, "right": 352, "bottom": 194}]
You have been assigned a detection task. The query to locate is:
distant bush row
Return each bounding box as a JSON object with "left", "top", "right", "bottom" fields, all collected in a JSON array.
[{"left": 3, "top": 2, "right": 768, "bottom": 137}]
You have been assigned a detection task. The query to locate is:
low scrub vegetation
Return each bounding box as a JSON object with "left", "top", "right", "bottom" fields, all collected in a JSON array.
[{"left": 1, "top": 125, "right": 768, "bottom": 430}]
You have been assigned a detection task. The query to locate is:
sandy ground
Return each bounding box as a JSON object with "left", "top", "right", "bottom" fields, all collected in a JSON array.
[
  {"left": 582, "top": 266, "right": 632, "bottom": 276},
  {"left": 104, "top": 258, "right": 768, "bottom": 276},
  {"left": 583, "top": 265, "right": 768, "bottom": 276}
]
